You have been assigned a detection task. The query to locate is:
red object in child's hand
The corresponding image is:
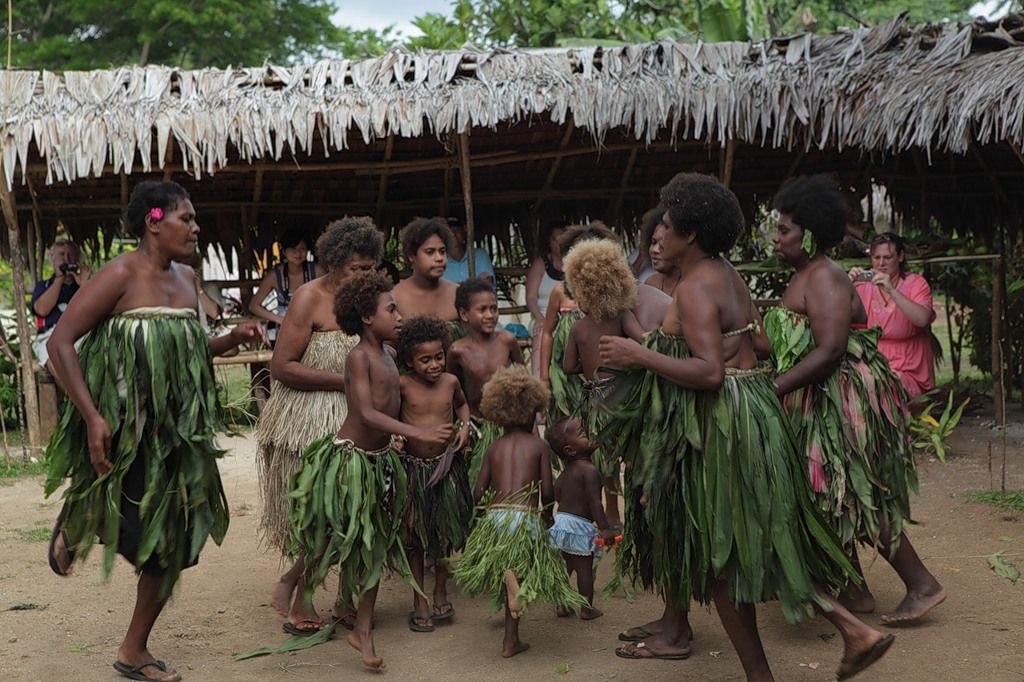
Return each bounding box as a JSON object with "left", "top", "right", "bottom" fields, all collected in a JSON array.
[{"left": 595, "top": 534, "right": 623, "bottom": 549}]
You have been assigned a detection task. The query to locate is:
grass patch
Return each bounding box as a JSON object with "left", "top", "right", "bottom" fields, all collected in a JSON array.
[
  {"left": 9, "top": 524, "right": 51, "bottom": 542},
  {"left": 0, "top": 458, "right": 46, "bottom": 479},
  {"left": 967, "top": 490, "right": 1024, "bottom": 512}
]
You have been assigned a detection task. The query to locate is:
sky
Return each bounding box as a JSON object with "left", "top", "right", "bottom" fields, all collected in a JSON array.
[{"left": 333, "top": 0, "right": 453, "bottom": 36}]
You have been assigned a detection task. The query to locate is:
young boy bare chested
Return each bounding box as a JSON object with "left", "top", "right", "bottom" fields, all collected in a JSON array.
[
  {"left": 396, "top": 315, "right": 472, "bottom": 633},
  {"left": 547, "top": 416, "right": 618, "bottom": 620}
]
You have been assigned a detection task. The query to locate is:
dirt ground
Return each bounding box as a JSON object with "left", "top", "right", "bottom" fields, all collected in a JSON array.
[{"left": 2, "top": 409, "right": 1023, "bottom": 682}]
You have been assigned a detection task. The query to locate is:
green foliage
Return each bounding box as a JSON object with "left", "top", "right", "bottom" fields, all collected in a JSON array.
[
  {"left": 988, "top": 551, "right": 1020, "bottom": 583},
  {"left": 0, "top": 322, "right": 23, "bottom": 428},
  {"left": 0, "top": 457, "right": 46, "bottom": 478},
  {"left": 909, "top": 392, "right": 969, "bottom": 463},
  {"left": 968, "top": 490, "right": 1024, "bottom": 512},
  {"left": 9, "top": 524, "right": 51, "bottom": 543},
  {"left": 7, "top": 0, "right": 341, "bottom": 70}
]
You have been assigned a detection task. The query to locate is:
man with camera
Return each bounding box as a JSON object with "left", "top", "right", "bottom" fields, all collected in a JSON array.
[{"left": 31, "top": 238, "right": 91, "bottom": 366}]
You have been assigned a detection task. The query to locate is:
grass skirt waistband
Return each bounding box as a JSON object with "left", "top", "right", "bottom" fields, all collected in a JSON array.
[{"left": 402, "top": 451, "right": 474, "bottom": 559}]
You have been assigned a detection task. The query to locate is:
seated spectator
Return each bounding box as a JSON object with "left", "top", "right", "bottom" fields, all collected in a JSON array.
[
  {"left": 31, "top": 238, "right": 91, "bottom": 366},
  {"left": 525, "top": 220, "right": 567, "bottom": 374},
  {"left": 443, "top": 217, "right": 494, "bottom": 283},
  {"left": 849, "top": 232, "right": 937, "bottom": 399},
  {"left": 249, "top": 229, "right": 319, "bottom": 345}
]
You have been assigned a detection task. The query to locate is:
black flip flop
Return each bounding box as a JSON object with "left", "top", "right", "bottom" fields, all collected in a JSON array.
[
  {"left": 408, "top": 611, "right": 435, "bottom": 632},
  {"left": 47, "top": 506, "right": 75, "bottom": 577},
  {"left": 431, "top": 602, "right": 455, "bottom": 621},
  {"left": 113, "top": 659, "right": 180, "bottom": 682},
  {"left": 282, "top": 619, "right": 325, "bottom": 637},
  {"left": 837, "top": 633, "right": 895, "bottom": 681}
]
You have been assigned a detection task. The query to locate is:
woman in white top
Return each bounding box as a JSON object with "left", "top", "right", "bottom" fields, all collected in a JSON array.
[{"left": 526, "top": 221, "right": 568, "bottom": 374}]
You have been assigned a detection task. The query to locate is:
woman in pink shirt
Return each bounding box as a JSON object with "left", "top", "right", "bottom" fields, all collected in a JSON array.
[{"left": 850, "top": 233, "right": 936, "bottom": 399}]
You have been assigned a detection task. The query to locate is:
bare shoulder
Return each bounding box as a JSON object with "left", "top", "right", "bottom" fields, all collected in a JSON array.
[
  {"left": 448, "top": 338, "right": 469, "bottom": 355},
  {"left": 441, "top": 279, "right": 459, "bottom": 295},
  {"left": 499, "top": 329, "right": 519, "bottom": 347},
  {"left": 440, "top": 373, "right": 460, "bottom": 390}
]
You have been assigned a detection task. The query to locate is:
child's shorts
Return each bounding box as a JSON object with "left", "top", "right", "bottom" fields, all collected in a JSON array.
[{"left": 548, "top": 511, "right": 598, "bottom": 556}]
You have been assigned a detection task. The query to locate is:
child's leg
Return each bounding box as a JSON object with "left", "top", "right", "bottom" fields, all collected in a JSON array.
[
  {"left": 710, "top": 580, "right": 773, "bottom": 681},
  {"left": 407, "top": 546, "right": 433, "bottom": 630},
  {"left": 502, "top": 594, "right": 529, "bottom": 657},
  {"left": 815, "top": 588, "right": 894, "bottom": 679},
  {"left": 556, "top": 552, "right": 577, "bottom": 617},
  {"left": 566, "top": 554, "right": 602, "bottom": 620},
  {"left": 346, "top": 584, "right": 384, "bottom": 669},
  {"left": 875, "top": 528, "right": 945, "bottom": 625},
  {"left": 116, "top": 573, "right": 178, "bottom": 682},
  {"left": 839, "top": 547, "right": 876, "bottom": 614}
]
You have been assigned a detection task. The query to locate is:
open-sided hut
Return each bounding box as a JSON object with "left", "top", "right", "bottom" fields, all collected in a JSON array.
[{"left": 3, "top": 12, "right": 1022, "bottom": 449}]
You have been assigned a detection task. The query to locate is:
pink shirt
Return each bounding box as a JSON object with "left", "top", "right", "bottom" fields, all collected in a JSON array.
[{"left": 855, "top": 273, "right": 935, "bottom": 398}]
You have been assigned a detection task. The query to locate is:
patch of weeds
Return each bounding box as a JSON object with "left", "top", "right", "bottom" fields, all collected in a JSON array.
[
  {"left": 9, "top": 524, "right": 51, "bottom": 542},
  {"left": 0, "top": 458, "right": 46, "bottom": 479},
  {"left": 968, "top": 490, "right": 1024, "bottom": 512}
]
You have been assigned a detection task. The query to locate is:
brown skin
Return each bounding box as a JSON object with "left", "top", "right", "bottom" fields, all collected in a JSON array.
[
  {"left": 267, "top": 254, "right": 376, "bottom": 631},
  {"left": 248, "top": 240, "right": 318, "bottom": 324},
  {"left": 600, "top": 211, "right": 890, "bottom": 680},
  {"left": 269, "top": 255, "right": 376, "bottom": 391},
  {"left": 333, "top": 292, "right": 453, "bottom": 670},
  {"left": 399, "top": 339, "right": 471, "bottom": 628},
  {"left": 552, "top": 417, "right": 616, "bottom": 619},
  {"left": 537, "top": 282, "right": 578, "bottom": 388},
  {"left": 564, "top": 314, "right": 643, "bottom": 381},
  {"left": 45, "top": 198, "right": 265, "bottom": 682},
  {"left": 634, "top": 284, "right": 672, "bottom": 332},
  {"left": 392, "top": 235, "right": 459, "bottom": 321},
  {"left": 447, "top": 291, "right": 524, "bottom": 416},
  {"left": 642, "top": 223, "right": 681, "bottom": 296},
  {"left": 473, "top": 425, "right": 554, "bottom": 658},
  {"left": 773, "top": 215, "right": 945, "bottom": 628}
]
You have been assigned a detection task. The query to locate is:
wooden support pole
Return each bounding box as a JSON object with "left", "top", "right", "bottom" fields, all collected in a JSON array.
[
  {"left": 25, "top": 173, "right": 44, "bottom": 283},
  {"left": 162, "top": 136, "right": 174, "bottom": 181},
  {"left": 0, "top": 163, "right": 42, "bottom": 453},
  {"left": 375, "top": 134, "right": 395, "bottom": 229},
  {"left": 251, "top": 166, "right": 265, "bottom": 228},
  {"left": 719, "top": 139, "right": 736, "bottom": 188},
  {"left": 120, "top": 171, "right": 129, "bottom": 234},
  {"left": 607, "top": 146, "right": 639, "bottom": 224},
  {"left": 992, "top": 255, "right": 1004, "bottom": 428},
  {"left": 457, "top": 131, "right": 476, "bottom": 278},
  {"left": 439, "top": 166, "right": 451, "bottom": 216}
]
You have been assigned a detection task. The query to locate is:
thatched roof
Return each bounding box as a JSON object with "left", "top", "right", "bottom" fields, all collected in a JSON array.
[{"left": 3, "top": 12, "right": 1023, "bottom": 265}]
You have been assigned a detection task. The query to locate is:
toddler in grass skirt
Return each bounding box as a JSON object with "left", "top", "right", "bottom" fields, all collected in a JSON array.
[{"left": 454, "top": 366, "right": 587, "bottom": 659}]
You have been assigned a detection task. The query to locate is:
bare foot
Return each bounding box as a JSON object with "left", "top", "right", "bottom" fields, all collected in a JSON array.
[
  {"left": 881, "top": 586, "right": 947, "bottom": 626},
  {"left": 502, "top": 640, "right": 531, "bottom": 658},
  {"left": 580, "top": 606, "right": 604, "bottom": 620},
  {"left": 556, "top": 605, "right": 574, "bottom": 618},
  {"left": 271, "top": 578, "right": 296, "bottom": 618},
  {"left": 115, "top": 647, "right": 180, "bottom": 682},
  {"left": 346, "top": 631, "right": 384, "bottom": 670},
  {"left": 840, "top": 587, "right": 876, "bottom": 614},
  {"left": 505, "top": 569, "right": 524, "bottom": 619}
]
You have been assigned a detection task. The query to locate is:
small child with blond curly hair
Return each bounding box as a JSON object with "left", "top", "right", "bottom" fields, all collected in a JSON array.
[{"left": 453, "top": 366, "right": 586, "bottom": 658}]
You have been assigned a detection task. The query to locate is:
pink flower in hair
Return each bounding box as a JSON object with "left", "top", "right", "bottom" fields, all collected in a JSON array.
[{"left": 149, "top": 207, "right": 164, "bottom": 221}]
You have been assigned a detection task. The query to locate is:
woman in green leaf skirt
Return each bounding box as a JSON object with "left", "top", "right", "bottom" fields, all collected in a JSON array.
[
  {"left": 766, "top": 175, "right": 945, "bottom": 627},
  {"left": 597, "top": 173, "right": 894, "bottom": 681},
  {"left": 44, "top": 181, "right": 266, "bottom": 682}
]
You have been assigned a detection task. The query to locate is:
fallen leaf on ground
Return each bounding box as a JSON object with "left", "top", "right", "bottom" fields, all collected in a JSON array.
[
  {"left": 800, "top": 662, "right": 821, "bottom": 669},
  {"left": 554, "top": 663, "right": 571, "bottom": 674},
  {"left": 988, "top": 552, "right": 1020, "bottom": 583},
  {"left": 709, "top": 651, "right": 722, "bottom": 658}
]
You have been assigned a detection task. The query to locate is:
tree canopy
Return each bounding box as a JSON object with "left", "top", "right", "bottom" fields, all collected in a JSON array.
[{"left": 6, "top": 0, "right": 341, "bottom": 70}]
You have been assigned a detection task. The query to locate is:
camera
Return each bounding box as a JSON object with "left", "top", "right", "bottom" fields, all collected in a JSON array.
[
  {"left": 856, "top": 269, "right": 875, "bottom": 282},
  {"left": 60, "top": 262, "right": 80, "bottom": 275}
]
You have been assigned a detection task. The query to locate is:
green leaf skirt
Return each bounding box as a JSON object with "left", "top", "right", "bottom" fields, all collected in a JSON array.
[
  {"left": 548, "top": 309, "right": 584, "bottom": 424},
  {"left": 403, "top": 451, "right": 474, "bottom": 560},
  {"left": 453, "top": 497, "right": 587, "bottom": 614},
  {"left": 764, "top": 307, "right": 917, "bottom": 551},
  {"left": 288, "top": 435, "right": 410, "bottom": 598},
  {"left": 600, "top": 330, "right": 857, "bottom": 622},
  {"left": 467, "top": 417, "right": 503, "bottom": 487},
  {"left": 43, "top": 309, "right": 228, "bottom": 598}
]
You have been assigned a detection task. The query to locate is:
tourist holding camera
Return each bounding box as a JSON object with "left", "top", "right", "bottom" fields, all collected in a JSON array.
[
  {"left": 849, "top": 232, "right": 936, "bottom": 399},
  {"left": 31, "top": 238, "right": 91, "bottom": 365}
]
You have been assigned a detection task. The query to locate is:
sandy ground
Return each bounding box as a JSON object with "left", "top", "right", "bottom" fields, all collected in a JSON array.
[{"left": 1, "top": 411, "right": 1023, "bottom": 682}]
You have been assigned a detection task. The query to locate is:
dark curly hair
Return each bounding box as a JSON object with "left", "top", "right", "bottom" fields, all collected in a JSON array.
[
  {"left": 401, "top": 217, "right": 452, "bottom": 258},
  {"left": 773, "top": 175, "right": 847, "bottom": 251},
  {"left": 395, "top": 315, "right": 451, "bottom": 363},
  {"left": 559, "top": 220, "right": 619, "bottom": 257},
  {"left": 455, "top": 277, "right": 496, "bottom": 312},
  {"left": 278, "top": 228, "right": 309, "bottom": 252},
  {"left": 638, "top": 207, "right": 663, "bottom": 258},
  {"left": 538, "top": 219, "right": 568, "bottom": 258},
  {"left": 480, "top": 366, "right": 549, "bottom": 429},
  {"left": 126, "top": 181, "right": 190, "bottom": 238},
  {"left": 316, "top": 217, "right": 383, "bottom": 272},
  {"left": 659, "top": 173, "right": 744, "bottom": 256},
  {"left": 334, "top": 271, "right": 394, "bottom": 335},
  {"left": 545, "top": 415, "right": 579, "bottom": 461}
]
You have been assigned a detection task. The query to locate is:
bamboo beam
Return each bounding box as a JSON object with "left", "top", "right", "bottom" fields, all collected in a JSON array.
[
  {"left": 607, "top": 146, "right": 639, "bottom": 222},
  {"left": 250, "top": 166, "right": 265, "bottom": 227},
  {"left": 375, "top": 134, "right": 395, "bottom": 228},
  {"left": 439, "top": 166, "right": 451, "bottom": 216},
  {"left": 457, "top": 131, "right": 476, "bottom": 278},
  {"left": 25, "top": 173, "right": 44, "bottom": 283},
  {"left": 162, "top": 135, "right": 174, "bottom": 181},
  {"left": 0, "top": 163, "right": 42, "bottom": 453},
  {"left": 120, "top": 171, "right": 129, "bottom": 233},
  {"left": 719, "top": 139, "right": 736, "bottom": 188}
]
